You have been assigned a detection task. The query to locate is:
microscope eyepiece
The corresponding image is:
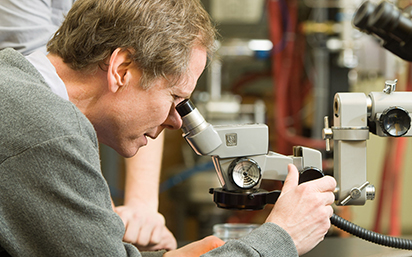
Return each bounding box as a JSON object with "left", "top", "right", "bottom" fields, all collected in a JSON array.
[
  {"left": 175, "top": 99, "right": 207, "bottom": 135},
  {"left": 369, "top": 1, "right": 412, "bottom": 41},
  {"left": 369, "top": 2, "right": 394, "bottom": 29},
  {"left": 353, "top": 1, "right": 376, "bottom": 31},
  {"left": 353, "top": 1, "right": 412, "bottom": 61},
  {"left": 175, "top": 98, "right": 223, "bottom": 156},
  {"left": 176, "top": 99, "right": 195, "bottom": 117}
]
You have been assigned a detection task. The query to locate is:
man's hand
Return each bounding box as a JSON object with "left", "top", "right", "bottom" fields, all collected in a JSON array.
[
  {"left": 115, "top": 204, "right": 177, "bottom": 251},
  {"left": 163, "top": 236, "right": 225, "bottom": 257},
  {"left": 266, "top": 164, "right": 336, "bottom": 255}
]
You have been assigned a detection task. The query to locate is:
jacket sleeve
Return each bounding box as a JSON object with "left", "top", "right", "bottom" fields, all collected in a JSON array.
[{"left": 201, "top": 223, "right": 298, "bottom": 257}]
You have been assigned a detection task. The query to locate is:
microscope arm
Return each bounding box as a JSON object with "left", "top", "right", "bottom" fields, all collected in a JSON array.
[
  {"left": 325, "top": 82, "right": 412, "bottom": 205},
  {"left": 327, "top": 93, "right": 371, "bottom": 205}
]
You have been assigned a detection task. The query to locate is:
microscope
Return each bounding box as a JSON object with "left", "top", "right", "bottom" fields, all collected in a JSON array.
[
  {"left": 176, "top": 99, "right": 323, "bottom": 210},
  {"left": 176, "top": 0, "right": 412, "bottom": 249},
  {"left": 176, "top": 78, "right": 412, "bottom": 209}
]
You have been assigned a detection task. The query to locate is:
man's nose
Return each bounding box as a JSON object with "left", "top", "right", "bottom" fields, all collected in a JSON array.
[{"left": 162, "top": 104, "right": 183, "bottom": 130}]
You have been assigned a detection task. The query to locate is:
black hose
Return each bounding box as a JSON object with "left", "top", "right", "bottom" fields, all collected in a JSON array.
[{"left": 331, "top": 213, "right": 412, "bottom": 250}]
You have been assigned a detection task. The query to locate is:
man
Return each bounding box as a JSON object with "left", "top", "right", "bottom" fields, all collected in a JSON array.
[
  {"left": 0, "top": 0, "right": 336, "bottom": 256},
  {"left": 0, "top": 0, "right": 176, "bottom": 251}
]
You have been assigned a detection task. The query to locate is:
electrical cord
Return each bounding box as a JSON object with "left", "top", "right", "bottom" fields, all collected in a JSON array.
[{"left": 331, "top": 213, "right": 412, "bottom": 250}]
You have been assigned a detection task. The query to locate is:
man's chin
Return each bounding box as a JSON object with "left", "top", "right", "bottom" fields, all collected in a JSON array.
[
  {"left": 125, "top": 140, "right": 148, "bottom": 158},
  {"left": 107, "top": 137, "right": 147, "bottom": 158},
  {"left": 112, "top": 143, "right": 141, "bottom": 158},
  {"left": 119, "top": 148, "right": 139, "bottom": 158}
]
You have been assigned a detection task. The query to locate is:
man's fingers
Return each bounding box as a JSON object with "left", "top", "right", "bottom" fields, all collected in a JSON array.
[
  {"left": 148, "top": 225, "right": 163, "bottom": 245},
  {"left": 326, "top": 191, "right": 336, "bottom": 205},
  {"left": 328, "top": 205, "right": 334, "bottom": 218},
  {"left": 123, "top": 222, "right": 141, "bottom": 244},
  {"left": 305, "top": 175, "right": 336, "bottom": 193},
  {"left": 163, "top": 236, "right": 224, "bottom": 257},
  {"left": 281, "top": 164, "right": 299, "bottom": 194},
  {"left": 135, "top": 224, "right": 155, "bottom": 246}
]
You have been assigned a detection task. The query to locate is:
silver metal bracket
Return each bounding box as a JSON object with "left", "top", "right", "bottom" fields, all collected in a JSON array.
[
  {"left": 340, "top": 181, "right": 373, "bottom": 205},
  {"left": 322, "top": 116, "right": 333, "bottom": 152},
  {"left": 383, "top": 79, "right": 397, "bottom": 94}
]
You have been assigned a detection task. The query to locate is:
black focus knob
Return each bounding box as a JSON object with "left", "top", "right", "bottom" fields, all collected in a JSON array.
[{"left": 299, "top": 167, "right": 324, "bottom": 184}]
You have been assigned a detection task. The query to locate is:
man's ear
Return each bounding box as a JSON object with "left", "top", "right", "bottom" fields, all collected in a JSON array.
[{"left": 107, "top": 48, "right": 133, "bottom": 93}]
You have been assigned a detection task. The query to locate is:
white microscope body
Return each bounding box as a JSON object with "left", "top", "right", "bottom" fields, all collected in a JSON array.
[
  {"left": 177, "top": 99, "right": 323, "bottom": 210},
  {"left": 176, "top": 100, "right": 330, "bottom": 209}
]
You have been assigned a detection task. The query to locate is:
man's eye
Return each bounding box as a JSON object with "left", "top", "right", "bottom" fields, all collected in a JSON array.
[{"left": 173, "top": 95, "right": 183, "bottom": 101}]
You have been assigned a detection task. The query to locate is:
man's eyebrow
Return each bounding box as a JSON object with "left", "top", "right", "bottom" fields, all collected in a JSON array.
[
  {"left": 171, "top": 81, "right": 192, "bottom": 99},
  {"left": 173, "top": 93, "right": 190, "bottom": 100},
  {"left": 183, "top": 93, "right": 192, "bottom": 99},
  {"left": 174, "top": 89, "right": 192, "bottom": 98}
]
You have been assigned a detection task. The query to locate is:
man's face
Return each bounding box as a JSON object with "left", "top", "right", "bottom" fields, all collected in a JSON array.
[{"left": 103, "top": 45, "right": 207, "bottom": 157}]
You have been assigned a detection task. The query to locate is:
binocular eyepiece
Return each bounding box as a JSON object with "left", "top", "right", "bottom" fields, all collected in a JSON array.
[{"left": 353, "top": 1, "right": 412, "bottom": 61}]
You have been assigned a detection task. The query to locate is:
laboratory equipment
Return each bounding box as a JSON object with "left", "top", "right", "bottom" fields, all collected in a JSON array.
[
  {"left": 176, "top": 99, "right": 324, "bottom": 210},
  {"left": 177, "top": 75, "right": 412, "bottom": 210},
  {"left": 324, "top": 79, "right": 412, "bottom": 206},
  {"left": 213, "top": 223, "right": 259, "bottom": 241}
]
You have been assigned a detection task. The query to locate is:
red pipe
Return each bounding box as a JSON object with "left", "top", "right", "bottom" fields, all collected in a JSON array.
[
  {"left": 389, "top": 132, "right": 408, "bottom": 236},
  {"left": 268, "top": 0, "right": 325, "bottom": 155}
]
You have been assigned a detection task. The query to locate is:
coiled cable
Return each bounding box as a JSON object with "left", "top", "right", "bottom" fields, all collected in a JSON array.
[{"left": 331, "top": 213, "right": 412, "bottom": 250}]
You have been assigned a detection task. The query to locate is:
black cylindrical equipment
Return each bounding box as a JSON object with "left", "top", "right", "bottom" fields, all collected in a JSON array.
[{"left": 353, "top": 1, "right": 412, "bottom": 61}]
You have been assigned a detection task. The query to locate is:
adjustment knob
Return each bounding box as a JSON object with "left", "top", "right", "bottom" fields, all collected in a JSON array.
[
  {"left": 379, "top": 106, "right": 411, "bottom": 137},
  {"left": 298, "top": 167, "right": 324, "bottom": 184},
  {"left": 228, "top": 158, "right": 261, "bottom": 189}
]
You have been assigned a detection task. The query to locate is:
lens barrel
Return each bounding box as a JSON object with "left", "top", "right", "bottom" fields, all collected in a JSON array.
[{"left": 176, "top": 99, "right": 195, "bottom": 117}]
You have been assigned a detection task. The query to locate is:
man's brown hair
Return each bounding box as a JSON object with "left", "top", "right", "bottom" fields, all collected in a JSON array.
[{"left": 47, "top": 0, "right": 216, "bottom": 87}]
